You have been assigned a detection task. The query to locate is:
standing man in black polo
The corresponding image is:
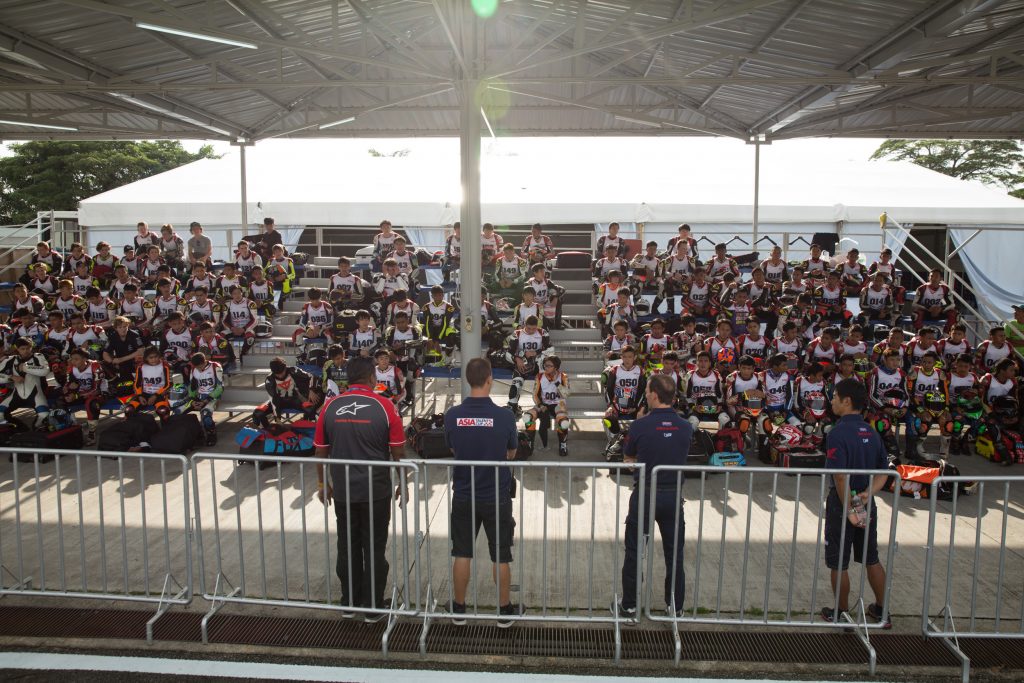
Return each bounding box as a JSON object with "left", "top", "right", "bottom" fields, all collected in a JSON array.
[
  {"left": 822, "top": 377, "right": 891, "bottom": 627},
  {"left": 315, "top": 355, "right": 406, "bottom": 622},
  {"left": 444, "top": 358, "right": 523, "bottom": 627},
  {"left": 616, "top": 374, "right": 692, "bottom": 618}
]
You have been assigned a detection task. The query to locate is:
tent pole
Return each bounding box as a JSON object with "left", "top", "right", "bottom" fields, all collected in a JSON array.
[
  {"left": 239, "top": 142, "right": 249, "bottom": 232},
  {"left": 752, "top": 140, "right": 760, "bottom": 248},
  {"left": 459, "top": 79, "right": 483, "bottom": 399}
]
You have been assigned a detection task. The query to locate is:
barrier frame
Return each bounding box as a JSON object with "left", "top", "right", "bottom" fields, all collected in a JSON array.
[
  {"left": 645, "top": 465, "right": 901, "bottom": 671},
  {"left": 190, "top": 452, "right": 419, "bottom": 654},
  {"left": 922, "top": 475, "right": 1024, "bottom": 683},
  {"left": 412, "top": 458, "right": 645, "bottom": 662},
  {"left": 0, "top": 447, "right": 192, "bottom": 643}
]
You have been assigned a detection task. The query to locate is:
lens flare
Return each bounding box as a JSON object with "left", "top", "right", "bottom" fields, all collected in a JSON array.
[{"left": 471, "top": 0, "right": 498, "bottom": 19}]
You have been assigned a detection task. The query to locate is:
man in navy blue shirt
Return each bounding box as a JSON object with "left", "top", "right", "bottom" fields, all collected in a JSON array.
[
  {"left": 616, "top": 374, "right": 692, "bottom": 618},
  {"left": 444, "top": 358, "right": 522, "bottom": 627},
  {"left": 823, "top": 377, "right": 891, "bottom": 628}
]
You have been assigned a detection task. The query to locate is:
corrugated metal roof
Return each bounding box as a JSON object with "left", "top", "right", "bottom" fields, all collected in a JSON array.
[{"left": 0, "top": 0, "right": 1021, "bottom": 141}]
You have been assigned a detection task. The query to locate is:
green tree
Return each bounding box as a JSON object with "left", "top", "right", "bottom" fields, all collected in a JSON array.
[
  {"left": 0, "top": 140, "right": 218, "bottom": 224},
  {"left": 871, "top": 139, "right": 1024, "bottom": 198}
]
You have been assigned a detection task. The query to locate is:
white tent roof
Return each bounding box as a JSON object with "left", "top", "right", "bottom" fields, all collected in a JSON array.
[{"left": 78, "top": 138, "right": 1024, "bottom": 228}]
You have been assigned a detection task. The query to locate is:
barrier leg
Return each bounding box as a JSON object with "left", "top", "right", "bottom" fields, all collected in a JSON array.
[
  {"left": 841, "top": 599, "right": 876, "bottom": 676},
  {"left": 420, "top": 584, "right": 435, "bottom": 656},
  {"left": 146, "top": 572, "right": 187, "bottom": 644},
  {"left": 928, "top": 605, "right": 970, "bottom": 683},
  {"left": 612, "top": 594, "right": 621, "bottom": 663},
  {"left": 381, "top": 585, "right": 401, "bottom": 657},
  {"left": 201, "top": 573, "right": 241, "bottom": 644},
  {"left": 0, "top": 565, "right": 32, "bottom": 593},
  {"left": 669, "top": 593, "right": 681, "bottom": 667}
]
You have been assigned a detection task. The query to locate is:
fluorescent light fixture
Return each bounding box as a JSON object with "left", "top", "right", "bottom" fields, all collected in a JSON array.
[
  {"left": 135, "top": 21, "right": 258, "bottom": 49},
  {"left": 106, "top": 92, "right": 232, "bottom": 136},
  {"left": 614, "top": 114, "right": 662, "bottom": 128},
  {"left": 0, "top": 118, "right": 78, "bottom": 131},
  {"left": 319, "top": 116, "right": 356, "bottom": 130}
]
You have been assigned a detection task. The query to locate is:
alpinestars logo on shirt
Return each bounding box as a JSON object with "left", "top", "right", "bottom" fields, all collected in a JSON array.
[{"left": 336, "top": 402, "right": 370, "bottom": 416}]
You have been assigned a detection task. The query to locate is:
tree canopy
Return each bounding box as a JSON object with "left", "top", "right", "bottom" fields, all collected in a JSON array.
[
  {"left": 871, "top": 139, "right": 1024, "bottom": 199},
  {"left": 0, "top": 140, "right": 218, "bottom": 224}
]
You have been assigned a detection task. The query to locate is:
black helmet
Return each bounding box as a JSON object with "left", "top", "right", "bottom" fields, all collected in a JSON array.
[{"left": 993, "top": 395, "right": 1019, "bottom": 420}]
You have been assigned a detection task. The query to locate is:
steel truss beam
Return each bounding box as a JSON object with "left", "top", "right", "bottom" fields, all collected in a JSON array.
[{"left": 751, "top": 0, "right": 1012, "bottom": 135}]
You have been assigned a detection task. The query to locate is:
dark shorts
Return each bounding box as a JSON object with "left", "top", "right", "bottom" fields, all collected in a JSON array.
[
  {"left": 451, "top": 498, "right": 515, "bottom": 563},
  {"left": 824, "top": 489, "right": 880, "bottom": 570}
]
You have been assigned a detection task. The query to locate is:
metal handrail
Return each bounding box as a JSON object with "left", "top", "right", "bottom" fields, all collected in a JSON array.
[
  {"left": 0, "top": 216, "right": 45, "bottom": 273},
  {"left": 880, "top": 217, "right": 1001, "bottom": 347}
]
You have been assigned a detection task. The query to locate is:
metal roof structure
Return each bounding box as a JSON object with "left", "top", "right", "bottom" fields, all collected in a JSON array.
[{"left": 1, "top": 0, "right": 1023, "bottom": 143}]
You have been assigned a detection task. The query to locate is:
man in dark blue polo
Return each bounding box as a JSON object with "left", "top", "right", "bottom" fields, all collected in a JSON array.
[
  {"left": 616, "top": 374, "right": 692, "bottom": 618},
  {"left": 823, "top": 377, "right": 891, "bottom": 628},
  {"left": 315, "top": 355, "right": 406, "bottom": 622},
  {"left": 444, "top": 357, "right": 522, "bottom": 627}
]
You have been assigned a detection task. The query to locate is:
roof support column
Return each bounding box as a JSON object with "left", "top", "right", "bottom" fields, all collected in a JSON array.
[
  {"left": 458, "top": 79, "right": 483, "bottom": 398},
  {"left": 232, "top": 138, "right": 254, "bottom": 233},
  {"left": 751, "top": 139, "right": 761, "bottom": 248}
]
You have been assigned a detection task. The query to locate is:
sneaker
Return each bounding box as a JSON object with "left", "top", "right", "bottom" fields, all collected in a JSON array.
[
  {"left": 450, "top": 601, "right": 467, "bottom": 626},
  {"left": 364, "top": 599, "right": 391, "bottom": 624},
  {"left": 86, "top": 429, "right": 97, "bottom": 445},
  {"left": 496, "top": 603, "right": 524, "bottom": 628},
  {"left": 820, "top": 606, "right": 847, "bottom": 623},
  {"left": 866, "top": 603, "right": 892, "bottom": 629},
  {"left": 559, "top": 442, "right": 568, "bottom": 458},
  {"left": 610, "top": 600, "right": 637, "bottom": 619}
]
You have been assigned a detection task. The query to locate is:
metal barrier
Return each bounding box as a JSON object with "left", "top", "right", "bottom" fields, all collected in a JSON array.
[
  {"left": 0, "top": 447, "right": 192, "bottom": 642},
  {"left": 190, "top": 453, "right": 419, "bottom": 653},
  {"left": 645, "top": 466, "right": 901, "bottom": 670},
  {"left": 922, "top": 476, "right": 1024, "bottom": 683},
  {"left": 413, "top": 459, "right": 645, "bottom": 661}
]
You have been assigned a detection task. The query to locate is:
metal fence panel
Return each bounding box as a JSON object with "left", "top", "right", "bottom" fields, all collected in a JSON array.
[
  {"left": 412, "top": 459, "right": 644, "bottom": 661},
  {"left": 0, "top": 447, "right": 192, "bottom": 642},
  {"left": 644, "top": 466, "right": 901, "bottom": 669},
  {"left": 190, "top": 453, "right": 418, "bottom": 651},
  {"left": 922, "top": 475, "right": 1024, "bottom": 683}
]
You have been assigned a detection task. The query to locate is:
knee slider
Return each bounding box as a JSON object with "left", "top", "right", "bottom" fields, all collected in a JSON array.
[
  {"left": 687, "top": 415, "right": 700, "bottom": 430},
  {"left": 603, "top": 416, "right": 620, "bottom": 434}
]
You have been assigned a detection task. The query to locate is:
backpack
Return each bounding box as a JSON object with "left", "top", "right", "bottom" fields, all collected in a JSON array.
[
  {"left": 886, "top": 458, "right": 971, "bottom": 500},
  {"left": 97, "top": 413, "right": 160, "bottom": 452},
  {"left": 150, "top": 413, "right": 203, "bottom": 455},
  {"left": 714, "top": 426, "right": 744, "bottom": 453}
]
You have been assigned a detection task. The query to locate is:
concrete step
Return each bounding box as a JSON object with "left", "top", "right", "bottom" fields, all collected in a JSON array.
[
  {"left": 562, "top": 303, "right": 597, "bottom": 316},
  {"left": 551, "top": 267, "right": 591, "bottom": 281},
  {"left": 566, "top": 395, "right": 608, "bottom": 411},
  {"left": 550, "top": 329, "right": 603, "bottom": 342},
  {"left": 561, "top": 359, "right": 605, "bottom": 373},
  {"left": 561, "top": 291, "right": 593, "bottom": 305},
  {"left": 560, "top": 280, "right": 594, "bottom": 293}
]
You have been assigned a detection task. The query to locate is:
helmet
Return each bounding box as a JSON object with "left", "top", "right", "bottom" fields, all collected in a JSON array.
[
  {"left": 86, "top": 341, "right": 105, "bottom": 359},
  {"left": 872, "top": 324, "right": 890, "bottom": 343},
  {"left": 47, "top": 408, "right": 74, "bottom": 431},
  {"left": 716, "top": 347, "right": 736, "bottom": 365},
  {"left": 494, "top": 297, "right": 512, "bottom": 313},
  {"left": 696, "top": 397, "right": 719, "bottom": 415},
  {"left": 956, "top": 392, "right": 982, "bottom": 416},
  {"left": 302, "top": 347, "right": 328, "bottom": 367},
  {"left": 806, "top": 392, "right": 827, "bottom": 414},
  {"left": 775, "top": 424, "right": 803, "bottom": 446},
  {"left": 254, "top": 320, "right": 273, "bottom": 338},
  {"left": 883, "top": 387, "right": 907, "bottom": 410},
  {"left": 374, "top": 382, "right": 394, "bottom": 399},
  {"left": 169, "top": 382, "right": 189, "bottom": 406},
  {"left": 189, "top": 311, "right": 207, "bottom": 326},
  {"left": 993, "top": 396, "right": 1019, "bottom": 420},
  {"left": 853, "top": 357, "right": 870, "bottom": 377},
  {"left": 634, "top": 298, "right": 652, "bottom": 316},
  {"left": 924, "top": 392, "right": 946, "bottom": 414}
]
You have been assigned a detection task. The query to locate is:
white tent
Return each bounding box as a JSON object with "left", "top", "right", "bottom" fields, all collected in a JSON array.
[{"left": 78, "top": 138, "right": 1024, "bottom": 320}]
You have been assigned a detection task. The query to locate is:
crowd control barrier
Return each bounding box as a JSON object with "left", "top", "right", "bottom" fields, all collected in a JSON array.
[
  {"left": 922, "top": 476, "right": 1024, "bottom": 683},
  {"left": 0, "top": 447, "right": 192, "bottom": 642},
  {"left": 190, "top": 453, "right": 419, "bottom": 652},
  {"left": 413, "top": 459, "right": 645, "bottom": 661},
  {"left": 645, "top": 466, "right": 901, "bottom": 671}
]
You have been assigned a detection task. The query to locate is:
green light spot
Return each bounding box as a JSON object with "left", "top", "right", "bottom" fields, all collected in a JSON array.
[{"left": 471, "top": 0, "right": 498, "bottom": 19}]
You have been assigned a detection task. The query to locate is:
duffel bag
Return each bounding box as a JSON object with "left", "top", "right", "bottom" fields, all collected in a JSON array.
[
  {"left": 9, "top": 425, "right": 84, "bottom": 462},
  {"left": 555, "top": 251, "right": 592, "bottom": 269},
  {"left": 150, "top": 413, "right": 203, "bottom": 455}
]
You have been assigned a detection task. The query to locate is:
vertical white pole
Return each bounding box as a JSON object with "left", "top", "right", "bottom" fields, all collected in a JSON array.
[
  {"left": 239, "top": 143, "right": 249, "bottom": 233},
  {"left": 752, "top": 141, "right": 760, "bottom": 248},
  {"left": 459, "top": 79, "right": 483, "bottom": 398}
]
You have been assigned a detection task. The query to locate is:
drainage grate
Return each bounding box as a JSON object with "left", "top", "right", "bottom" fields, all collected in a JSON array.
[{"left": 0, "top": 605, "right": 1021, "bottom": 673}]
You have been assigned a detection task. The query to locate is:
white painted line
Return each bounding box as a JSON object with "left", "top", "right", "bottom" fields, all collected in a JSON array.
[{"left": 0, "top": 651, "right": 890, "bottom": 682}]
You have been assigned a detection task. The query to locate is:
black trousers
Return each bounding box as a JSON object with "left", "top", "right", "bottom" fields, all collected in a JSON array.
[
  {"left": 622, "top": 489, "right": 685, "bottom": 611},
  {"left": 335, "top": 496, "right": 392, "bottom": 609}
]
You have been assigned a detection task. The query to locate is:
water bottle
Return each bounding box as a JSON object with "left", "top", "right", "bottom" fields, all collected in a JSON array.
[{"left": 848, "top": 490, "right": 867, "bottom": 528}]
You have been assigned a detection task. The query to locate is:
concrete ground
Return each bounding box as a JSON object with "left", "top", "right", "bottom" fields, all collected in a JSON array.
[{"left": 1, "top": 399, "right": 1021, "bottom": 638}]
